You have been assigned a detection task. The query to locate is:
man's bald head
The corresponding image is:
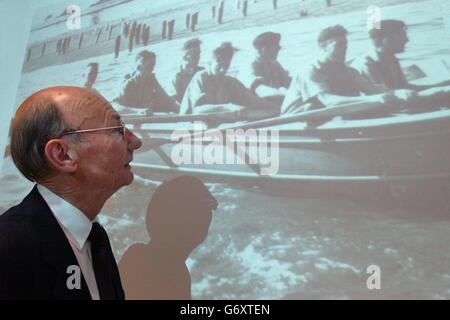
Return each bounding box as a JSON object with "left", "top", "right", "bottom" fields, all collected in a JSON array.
[
  {"left": 17, "top": 86, "right": 108, "bottom": 124},
  {"left": 11, "top": 86, "right": 106, "bottom": 182}
]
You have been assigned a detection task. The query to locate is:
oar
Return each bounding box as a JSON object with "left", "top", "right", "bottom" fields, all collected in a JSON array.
[
  {"left": 137, "top": 100, "right": 385, "bottom": 149},
  {"left": 122, "top": 110, "right": 243, "bottom": 125}
]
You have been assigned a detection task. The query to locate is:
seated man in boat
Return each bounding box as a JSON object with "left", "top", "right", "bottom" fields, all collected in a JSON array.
[
  {"left": 281, "top": 25, "right": 413, "bottom": 117},
  {"left": 239, "top": 32, "right": 291, "bottom": 107},
  {"left": 352, "top": 19, "right": 450, "bottom": 108},
  {"left": 179, "top": 42, "right": 278, "bottom": 116},
  {"left": 171, "top": 38, "right": 205, "bottom": 103},
  {"left": 115, "top": 50, "right": 179, "bottom": 114}
]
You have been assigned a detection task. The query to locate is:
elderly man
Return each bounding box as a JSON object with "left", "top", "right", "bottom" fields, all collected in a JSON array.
[
  {"left": 180, "top": 42, "right": 277, "bottom": 116},
  {"left": 281, "top": 25, "right": 413, "bottom": 116},
  {"left": 171, "top": 38, "right": 204, "bottom": 103},
  {"left": 115, "top": 50, "right": 179, "bottom": 114},
  {"left": 0, "top": 86, "right": 142, "bottom": 299},
  {"left": 239, "top": 32, "right": 291, "bottom": 106}
]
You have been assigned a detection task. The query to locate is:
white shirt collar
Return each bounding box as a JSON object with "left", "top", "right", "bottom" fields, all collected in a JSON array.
[{"left": 37, "top": 184, "right": 94, "bottom": 250}]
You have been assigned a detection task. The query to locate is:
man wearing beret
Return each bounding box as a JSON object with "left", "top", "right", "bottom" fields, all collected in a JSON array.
[{"left": 239, "top": 32, "right": 291, "bottom": 107}]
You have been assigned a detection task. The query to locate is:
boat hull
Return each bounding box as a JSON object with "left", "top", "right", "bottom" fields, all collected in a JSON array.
[{"left": 129, "top": 109, "right": 450, "bottom": 203}]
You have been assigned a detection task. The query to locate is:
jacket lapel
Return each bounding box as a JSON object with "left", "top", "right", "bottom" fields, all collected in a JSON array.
[{"left": 27, "top": 186, "right": 92, "bottom": 299}]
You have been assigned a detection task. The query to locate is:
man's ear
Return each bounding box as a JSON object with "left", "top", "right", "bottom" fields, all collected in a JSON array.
[{"left": 44, "top": 139, "right": 78, "bottom": 173}]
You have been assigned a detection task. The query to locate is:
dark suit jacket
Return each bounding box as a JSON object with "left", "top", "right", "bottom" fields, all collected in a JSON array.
[{"left": 0, "top": 186, "right": 125, "bottom": 300}]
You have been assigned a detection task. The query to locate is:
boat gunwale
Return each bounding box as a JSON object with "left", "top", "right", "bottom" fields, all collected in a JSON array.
[
  {"left": 130, "top": 162, "right": 450, "bottom": 183},
  {"left": 136, "top": 128, "right": 450, "bottom": 147},
  {"left": 129, "top": 109, "right": 450, "bottom": 142}
]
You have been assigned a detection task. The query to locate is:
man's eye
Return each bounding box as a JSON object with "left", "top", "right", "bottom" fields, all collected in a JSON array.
[{"left": 113, "top": 127, "right": 124, "bottom": 135}]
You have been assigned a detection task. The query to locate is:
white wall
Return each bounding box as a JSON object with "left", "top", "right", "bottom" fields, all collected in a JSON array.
[{"left": 0, "top": 0, "right": 64, "bottom": 172}]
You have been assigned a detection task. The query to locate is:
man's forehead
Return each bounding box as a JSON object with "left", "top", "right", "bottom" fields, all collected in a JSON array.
[
  {"left": 53, "top": 91, "right": 118, "bottom": 126},
  {"left": 60, "top": 92, "right": 106, "bottom": 112},
  {"left": 18, "top": 86, "right": 121, "bottom": 127}
]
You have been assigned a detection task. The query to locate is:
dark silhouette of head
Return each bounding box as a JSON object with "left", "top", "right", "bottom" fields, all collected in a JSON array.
[
  {"left": 136, "top": 50, "right": 156, "bottom": 73},
  {"left": 369, "top": 20, "right": 408, "bottom": 54},
  {"left": 253, "top": 32, "right": 282, "bottom": 61},
  {"left": 119, "top": 176, "right": 216, "bottom": 300},
  {"left": 146, "top": 176, "right": 218, "bottom": 256},
  {"left": 210, "top": 42, "right": 239, "bottom": 76},
  {"left": 183, "top": 38, "right": 202, "bottom": 67},
  {"left": 318, "top": 25, "right": 348, "bottom": 63}
]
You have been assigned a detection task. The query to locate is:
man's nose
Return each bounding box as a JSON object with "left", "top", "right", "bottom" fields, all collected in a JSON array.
[{"left": 126, "top": 128, "right": 143, "bottom": 150}]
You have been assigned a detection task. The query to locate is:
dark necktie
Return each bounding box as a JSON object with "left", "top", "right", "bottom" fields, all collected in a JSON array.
[{"left": 88, "top": 222, "right": 116, "bottom": 300}]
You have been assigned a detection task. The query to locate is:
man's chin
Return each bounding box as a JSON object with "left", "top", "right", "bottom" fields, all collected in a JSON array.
[
  {"left": 127, "top": 172, "right": 135, "bottom": 184},
  {"left": 121, "top": 170, "right": 135, "bottom": 187}
]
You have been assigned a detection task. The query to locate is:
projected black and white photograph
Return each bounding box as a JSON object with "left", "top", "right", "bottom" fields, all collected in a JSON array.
[{"left": 1, "top": 0, "right": 450, "bottom": 299}]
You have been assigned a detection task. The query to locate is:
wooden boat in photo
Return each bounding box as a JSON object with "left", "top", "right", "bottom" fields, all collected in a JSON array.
[{"left": 122, "top": 102, "right": 450, "bottom": 204}]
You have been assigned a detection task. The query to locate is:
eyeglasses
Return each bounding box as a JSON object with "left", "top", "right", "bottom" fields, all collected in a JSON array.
[{"left": 58, "top": 124, "right": 129, "bottom": 140}]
